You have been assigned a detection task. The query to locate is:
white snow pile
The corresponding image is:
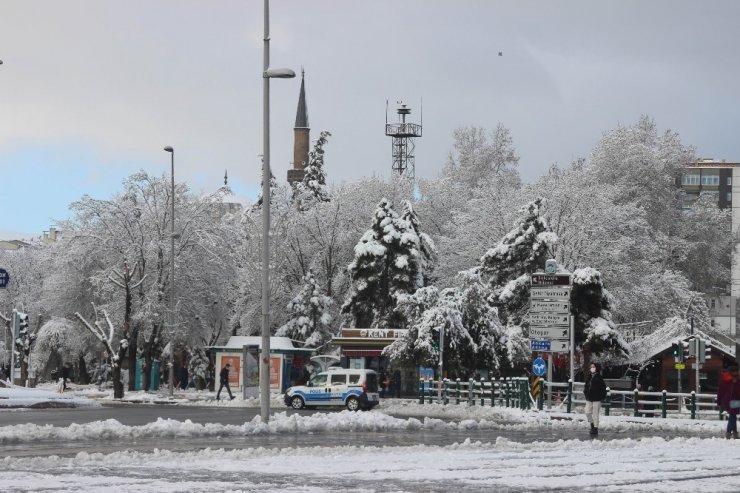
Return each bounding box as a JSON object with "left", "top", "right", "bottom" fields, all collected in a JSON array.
[
  {"left": 0, "top": 403, "right": 728, "bottom": 445},
  {"left": 3, "top": 436, "right": 740, "bottom": 492},
  {"left": 0, "top": 386, "right": 100, "bottom": 409}
]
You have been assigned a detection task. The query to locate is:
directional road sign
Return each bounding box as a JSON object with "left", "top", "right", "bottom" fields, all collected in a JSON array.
[
  {"left": 531, "top": 287, "right": 570, "bottom": 300},
  {"left": 0, "top": 268, "right": 8, "bottom": 289},
  {"left": 532, "top": 273, "right": 571, "bottom": 286},
  {"left": 530, "top": 300, "right": 570, "bottom": 314},
  {"left": 529, "top": 326, "right": 570, "bottom": 340},
  {"left": 530, "top": 339, "right": 569, "bottom": 353},
  {"left": 530, "top": 340, "right": 551, "bottom": 351},
  {"left": 530, "top": 312, "right": 570, "bottom": 326},
  {"left": 532, "top": 357, "right": 547, "bottom": 377}
]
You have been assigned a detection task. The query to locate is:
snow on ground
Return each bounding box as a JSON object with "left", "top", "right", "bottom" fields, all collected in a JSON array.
[
  {"left": 0, "top": 404, "right": 728, "bottom": 445},
  {"left": 3, "top": 436, "right": 740, "bottom": 492},
  {"left": 0, "top": 385, "right": 100, "bottom": 409},
  {"left": 1, "top": 400, "right": 736, "bottom": 491}
]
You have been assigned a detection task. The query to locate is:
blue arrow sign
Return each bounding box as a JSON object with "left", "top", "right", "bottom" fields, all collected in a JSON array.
[
  {"left": 530, "top": 339, "right": 551, "bottom": 351},
  {"left": 0, "top": 268, "right": 9, "bottom": 289},
  {"left": 532, "top": 357, "right": 547, "bottom": 377}
]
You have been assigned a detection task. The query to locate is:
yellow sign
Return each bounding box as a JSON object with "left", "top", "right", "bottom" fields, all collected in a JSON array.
[
  {"left": 531, "top": 377, "right": 542, "bottom": 399},
  {"left": 675, "top": 363, "right": 686, "bottom": 370}
]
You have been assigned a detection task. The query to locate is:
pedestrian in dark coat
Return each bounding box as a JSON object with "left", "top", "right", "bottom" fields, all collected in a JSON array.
[
  {"left": 216, "top": 363, "right": 235, "bottom": 401},
  {"left": 179, "top": 365, "right": 189, "bottom": 390},
  {"left": 717, "top": 365, "right": 740, "bottom": 439},
  {"left": 583, "top": 363, "right": 607, "bottom": 436},
  {"left": 61, "top": 362, "right": 72, "bottom": 391},
  {"left": 379, "top": 368, "right": 387, "bottom": 398},
  {"left": 392, "top": 368, "right": 402, "bottom": 398}
]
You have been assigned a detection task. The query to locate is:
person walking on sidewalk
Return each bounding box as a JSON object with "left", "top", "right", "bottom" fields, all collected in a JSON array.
[
  {"left": 583, "top": 362, "right": 607, "bottom": 436},
  {"left": 717, "top": 365, "right": 740, "bottom": 439},
  {"left": 216, "top": 363, "right": 235, "bottom": 401}
]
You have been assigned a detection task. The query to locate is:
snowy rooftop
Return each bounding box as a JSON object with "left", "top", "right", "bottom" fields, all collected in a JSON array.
[{"left": 215, "top": 336, "right": 313, "bottom": 352}]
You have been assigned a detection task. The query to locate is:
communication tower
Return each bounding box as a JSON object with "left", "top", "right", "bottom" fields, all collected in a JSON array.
[{"left": 385, "top": 101, "right": 422, "bottom": 180}]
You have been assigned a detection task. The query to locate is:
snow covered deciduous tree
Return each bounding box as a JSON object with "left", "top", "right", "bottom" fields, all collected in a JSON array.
[
  {"left": 276, "top": 269, "right": 333, "bottom": 348},
  {"left": 14, "top": 312, "right": 37, "bottom": 386},
  {"left": 386, "top": 271, "right": 505, "bottom": 375},
  {"left": 253, "top": 168, "right": 279, "bottom": 211},
  {"left": 444, "top": 124, "right": 520, "bottom": 189},
  {"left": 341, "top": 198, "right": 420, "bottom": 328},
  {"left": 31, "top": 317, "right": 91, "bottom": 380},
  {"left": 295, "top": 131, "right": 331, "bottom": 208},
  {"left": 384, "top": 286, "right": 471, "bottom": 373},
  {"left": 75, "top": 304, "right": 128, "bottom": 398}
]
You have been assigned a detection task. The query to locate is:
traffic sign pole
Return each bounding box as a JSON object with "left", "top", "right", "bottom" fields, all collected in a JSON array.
[
  {"left": 9, "top": 310, "right": 17, "bottom": 386},
  {"left": 547, "top": 353, "right": 552, "bottom": 409},
  {"left": 570, "top": 312, "right": 574, "bottom": 383}
]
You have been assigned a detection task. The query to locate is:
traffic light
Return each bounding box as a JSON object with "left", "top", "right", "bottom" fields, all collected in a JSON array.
[
  {"left": 698, "top": 339, "right": 712, "bottom": 363},
  {"left": 671, "top": 342, "right": 682, "bottom": 363},
  {"left": 682, "top": 340, "right": 693, "bottom": 361},
  {"left": 18, "top": 312, "right": 29, "bottom": 336},
  {"left": 431, "top": 329, "right": 440, "bottom": 351}
]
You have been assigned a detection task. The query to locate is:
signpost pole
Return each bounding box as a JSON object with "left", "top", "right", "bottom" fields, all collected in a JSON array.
[
  {"left": 242, "top": 345, "right": 248, "bottom": 400},
  {"left": 695, "top": 338, "right": 701, "bottom": 393},
  {"left": 546, "top": 353, "right": 552, "bottom": 409},
  {"left": 569, "top": 312, "right": 574, "bottom": 383},
  {"left": 438, "top": 327, "right": 445, "bottom": 400},
  {"left": 9, "top": 310, "right": 17, "bottom": 386}
]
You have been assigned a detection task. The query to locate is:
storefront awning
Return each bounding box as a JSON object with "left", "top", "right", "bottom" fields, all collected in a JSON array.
[{"left": 343, "top": 349, "right": 384, "bottom": 357}]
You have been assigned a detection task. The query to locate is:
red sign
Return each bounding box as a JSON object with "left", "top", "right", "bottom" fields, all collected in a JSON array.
[{"left": 222, "top": 355, "right": 241, "bottom": 387}]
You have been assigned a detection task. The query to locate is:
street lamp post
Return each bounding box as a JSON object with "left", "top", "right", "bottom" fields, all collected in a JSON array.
[
  {"left": 164, "top": 146, "right": 175, "bottom": 398},
  {"left": 261, "top": 0, "right": 295, "bottom": 423}
]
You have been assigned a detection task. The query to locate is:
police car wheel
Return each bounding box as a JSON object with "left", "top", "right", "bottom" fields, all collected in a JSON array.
[
  {"left": 346, "top": 396, "right": 360, "bottom": 411},
  {"left": 290, "top": 396, "right": 305, "bottom": 409}
]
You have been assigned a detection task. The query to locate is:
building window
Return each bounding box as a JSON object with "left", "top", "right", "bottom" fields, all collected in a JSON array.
[
  {"left": 682, "top": 174, "right": 700, "bottom": 185},
  {"left": 711, "top": 299, "right": 716, "bottom": 309},
  {"left": 728, "top": 192, "right": 732, "bottom": 202},
  {"left": 701, "top": 175, "right": 720, "bottom": 186},
  {"left": 728, "top": 177, "right": 733, "bottom": 186}
]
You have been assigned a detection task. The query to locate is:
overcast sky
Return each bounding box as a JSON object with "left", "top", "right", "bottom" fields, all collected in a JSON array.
[{"left": 1, "top": 0, "right": 739, "bottom": 240}]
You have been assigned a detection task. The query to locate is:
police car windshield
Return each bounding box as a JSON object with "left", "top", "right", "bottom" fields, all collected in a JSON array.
[{"left": 309, "top": 374, "right": 327, "bottom": 387}]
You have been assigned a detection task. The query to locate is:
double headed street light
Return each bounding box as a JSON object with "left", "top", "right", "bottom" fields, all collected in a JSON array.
[
  {"left": 164, "top": 145, "right": 176, "bottom": 397},
  {"left": 261, "top": 0, "right": 295, "bottom": 423}
]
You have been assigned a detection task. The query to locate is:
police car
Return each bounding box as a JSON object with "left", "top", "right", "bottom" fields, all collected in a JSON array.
[{"left": 284, "top": 368, "right": 380, "bottom": 411}]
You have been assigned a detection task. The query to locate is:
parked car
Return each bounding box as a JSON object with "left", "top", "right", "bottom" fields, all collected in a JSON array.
[{"left": 284, "top": 368, "right": 379, "bottom": 411}]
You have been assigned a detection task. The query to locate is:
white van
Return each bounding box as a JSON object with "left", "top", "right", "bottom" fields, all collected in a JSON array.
[{"left": 284, "top": 368, "right": 380, "bottom": 411}]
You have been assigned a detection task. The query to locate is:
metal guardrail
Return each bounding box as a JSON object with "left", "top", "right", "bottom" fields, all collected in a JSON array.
[
  {"left": 417, "top": 378, "right": 727, "bottom": 421},
  {"left": 418, "top": 377, "right": 531, "bottom": 409}
]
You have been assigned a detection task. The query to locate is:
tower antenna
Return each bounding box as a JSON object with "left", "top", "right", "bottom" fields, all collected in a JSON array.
[{"left": 384, "top": 100, "right": 422, "bottom": 181}]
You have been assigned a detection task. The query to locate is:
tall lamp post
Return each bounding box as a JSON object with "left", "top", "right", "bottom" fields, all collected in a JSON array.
[
  {"left": 164, "top": 145, "right": 176, "bottom": 397},
  {"left": 261, "top": 0, "right": 295, "bottom": 423}
]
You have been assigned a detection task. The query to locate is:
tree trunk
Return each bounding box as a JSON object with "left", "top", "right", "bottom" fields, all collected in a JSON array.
[
  {"left": 128, "top": 324, "right": 139, "bottom": 391},
  {"left": 112, "top": 365, "right": 124, "bottom": 398},
  {"left": 78, "top": 354, "right": 89, "bottom": 385},
  {"left": 20, "top": 358, "right": 28, "bottom": 387}
]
